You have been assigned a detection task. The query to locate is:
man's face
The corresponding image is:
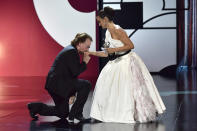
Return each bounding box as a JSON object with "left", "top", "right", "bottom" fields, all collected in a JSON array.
[{"left": 77, "top": 38, "right": 91, "bottom": 53}]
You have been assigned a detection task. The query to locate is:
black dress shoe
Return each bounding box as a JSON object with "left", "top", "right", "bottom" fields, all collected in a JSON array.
[
  {"left": 67, "top": 118, "right": 74, "bottom": 123},
  {"left": 27, "top": 103, "right": 38, "bottom": 120},
  {"left": 53, "top": 118, "right": 69, "bottom": 125},
  {"left": 91, "top": 118, "right": 102, "bottom": 123},
  {"left": 68, "top": 116, "right": 86, "bottom": 124},
  {"left": 75, "top": 116, "right": 86, "bottom": 121}
]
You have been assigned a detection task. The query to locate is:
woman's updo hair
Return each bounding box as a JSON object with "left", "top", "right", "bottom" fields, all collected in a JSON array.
[
  {"left": 71, "top": 33, "right": 92, "bottom": 47},
  {"left": 98, "top": 6, "right": 115, "bottom": 21}
]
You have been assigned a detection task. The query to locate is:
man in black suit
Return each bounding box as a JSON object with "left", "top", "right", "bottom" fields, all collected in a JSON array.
[{"left": 27, "top": 33, "right": 92, "bottom": 123}]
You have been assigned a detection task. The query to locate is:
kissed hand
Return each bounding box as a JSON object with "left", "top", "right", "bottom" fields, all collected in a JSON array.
[
  {"left": 83, "top": 52, "right": 91, "bottom": 64},
  {"left": 84, "top": 51, "right": 90, "bottom": 56}
]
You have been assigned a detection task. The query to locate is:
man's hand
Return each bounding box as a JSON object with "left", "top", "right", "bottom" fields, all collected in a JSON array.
[
  {"left": 83, "top": 52, "right": 91, "bottom": 64},
  {"left": 69, "top": 96, "right": 76, "bottom": 105}
]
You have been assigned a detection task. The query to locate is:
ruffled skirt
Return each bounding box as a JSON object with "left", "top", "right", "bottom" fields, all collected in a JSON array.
[{"left": 90, "top": 52, "right": 166, "bottom": 123}]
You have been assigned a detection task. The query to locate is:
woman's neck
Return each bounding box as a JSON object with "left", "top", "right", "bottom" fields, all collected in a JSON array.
[{"left": 107, "top": 22, "right": 115, "bottom": 31}]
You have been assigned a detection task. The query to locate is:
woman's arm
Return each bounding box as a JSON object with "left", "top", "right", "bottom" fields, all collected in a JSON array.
[
  {"left": 106, "top": 29, "right": 134, "bottom": 54},
  {"left": 88, "top": 51, "right": 108, "bottom": 57}
]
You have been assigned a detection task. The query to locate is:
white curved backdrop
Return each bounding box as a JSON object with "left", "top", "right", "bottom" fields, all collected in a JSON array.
[
  {"left": 33, "top": 0, "right": 96, "bottom": 51},
  {"left": 104, "top": 0, "right": 177, "bottom": 72}
]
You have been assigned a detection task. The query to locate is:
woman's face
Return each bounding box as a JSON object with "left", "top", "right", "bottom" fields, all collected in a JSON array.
[{"left": 96, "top": 16, "right": 108, "bottom": 29}]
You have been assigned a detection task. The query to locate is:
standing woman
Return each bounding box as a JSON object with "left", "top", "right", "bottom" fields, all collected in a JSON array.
[{"left": 89, "top": 6, "right": 166, "bottom": 123}]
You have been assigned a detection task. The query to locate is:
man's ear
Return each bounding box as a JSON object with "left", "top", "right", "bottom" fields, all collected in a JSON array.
[{"left": 76, "top": 43, "right": 80, "bottom": 49}]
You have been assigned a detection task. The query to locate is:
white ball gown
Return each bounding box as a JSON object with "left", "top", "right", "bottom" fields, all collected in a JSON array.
[{"left": 90, "top": 25, "right": 166, "bottom": 123}]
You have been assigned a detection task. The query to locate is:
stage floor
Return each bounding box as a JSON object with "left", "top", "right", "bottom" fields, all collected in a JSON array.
[{"left": 0, "top": 71, "right": 197, "bottom": 131}]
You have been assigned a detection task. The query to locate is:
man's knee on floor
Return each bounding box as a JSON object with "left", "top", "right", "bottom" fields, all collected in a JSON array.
[
  {"left": 58, "top": 112, "right": 68, "bottom": 119},
  {"left": 57, "top": 108, "right": 69, "bottom": 119}
]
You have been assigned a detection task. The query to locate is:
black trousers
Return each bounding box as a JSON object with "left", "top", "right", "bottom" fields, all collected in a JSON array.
[{"left": 30, "top": 79, "right": 91, "bottom": 119}]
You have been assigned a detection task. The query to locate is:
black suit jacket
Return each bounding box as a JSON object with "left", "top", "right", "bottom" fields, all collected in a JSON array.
[{"left": 45, "top": 45, "right": 87, "bottom": 98}]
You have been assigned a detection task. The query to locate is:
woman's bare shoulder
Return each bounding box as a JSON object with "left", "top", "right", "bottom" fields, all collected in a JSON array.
[{"left": 114, "top": 27, "right": 127, "bottom": 37}]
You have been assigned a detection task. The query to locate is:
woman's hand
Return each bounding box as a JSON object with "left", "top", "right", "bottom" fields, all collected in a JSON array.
[
  {"left": 86, "top": 51, "right": 108, "bottom": 57},
  {"left": 84, "top": 51, "right": 90, "bottom": 56},
  {"left": 83, "top": 52, "right": 91, "bottom": 64}
]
